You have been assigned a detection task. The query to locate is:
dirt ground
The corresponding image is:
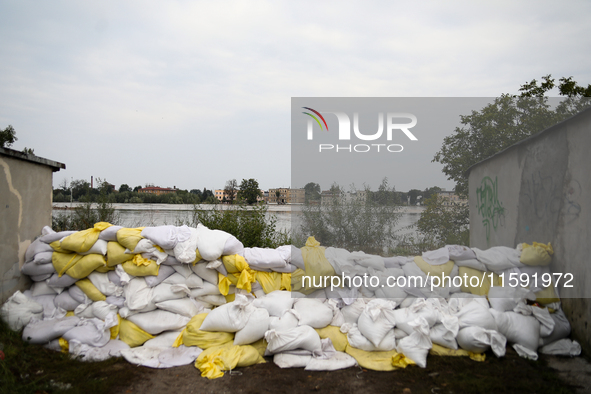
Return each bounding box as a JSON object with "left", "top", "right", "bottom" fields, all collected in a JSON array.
[{"left": 109, "top": 349, "right": 583, "bottom": 394}]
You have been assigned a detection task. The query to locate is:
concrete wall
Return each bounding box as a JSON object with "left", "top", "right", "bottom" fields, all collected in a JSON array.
[
  {"left": 468, "top": 107, "right": 591, "bottom": 353},
  {"left": 0, "top": 148, "right": 64, "bottom": 303}
]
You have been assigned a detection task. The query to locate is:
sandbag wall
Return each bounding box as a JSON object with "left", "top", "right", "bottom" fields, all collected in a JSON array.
[{"left": 0, "top": 222, "right": 581, "bottom": 378}]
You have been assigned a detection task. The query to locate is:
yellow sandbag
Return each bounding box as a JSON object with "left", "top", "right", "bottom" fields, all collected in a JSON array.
[
  {"left": 255, "top": 272, "right": 292, "bottom": 294},
  {"left": 392, "top": 353, "right": 416, "bottom": 368},
  {"left": 315, "top": 326, "right": 348, "bottom": 352},
  {"left": 60, "top": 222, "right": 112, "bottom": 253},
  {"left": 458, "top": 266, "right": 501, "bottom": 296},
  {"left": 535, "top": 282, "right": 561, "bottom": 305},
  {"left": 94, "top": 265, "right": 114, "bottom": 273},
  {"left": 49, "top": 240, "right": 67, "bottom": 253},
  {"left": 345, "top": 346, "right": 400, "bottom": 371},
  {"left": 52, "top": 252, "right": 83, "bottom": 276},
  {"left": 76, "top": 278, "right": 106, "bottom": 301},
  {"left": 110, "top": 314, "right": 121, "bottom": 339},
  {"left": 195, "top": 343, "right": 265, "bottom": 379},
  {"left": 225, "top": 293, "right": 236, "bottom": 303},
  {"left": 116, "top": 227, "right": 145, "bottom": 253},
  {"left": 59, "top": 337, "right": 69, "bottom": 354},
  {"left": 121, "top": 258, "right": 160, "bottom": 276},
  {"left": 249, "top": 338, "right": 268, "bottom": 358},
  {"left": 221, "top": 255, "right": 256, "bottom": 292},
  {"left": 300, "top": 237, "right": 335, "bottom": 295},
  {"left": 290, "top": 268, "right": 307, "bottom": 293},
  {"left": 520, "top": 242, "right": 553, "bottom": 266},
  {"left": 119, "top": 318, "right": 154, "bottom": 347},
  {"left": 429, "top": 343, "right": 486, "bottom": 362},
  {"left": 414, "top": 256, "right": 455, "bottom": 279},
  {"left": 107, "top": 241, "right": 133, "bottom": 267},
  {"left": 176, "top": 313, "right": 234, "bottom": 349},
  {"left": 218, "top": 273, "right": 234, "bottom": 296},
  {"left": 66, "top": 254, "right": 107, "bottom": 279},
  {"left": 193, "top": 248, "right": 203, "bottom": 264}
]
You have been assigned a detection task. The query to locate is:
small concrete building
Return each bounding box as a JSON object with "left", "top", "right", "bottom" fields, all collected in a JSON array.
[
  {"left": 467, "top": 106, "right": 591, "bottom": 353},
  {"left": 0, "top": 147, "right": 65, "bottom": 303}
]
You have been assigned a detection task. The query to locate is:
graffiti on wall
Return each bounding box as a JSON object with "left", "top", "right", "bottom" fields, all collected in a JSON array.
[
  {"left": 523, "top": 171, "right": 581, "bottom": 223},
  {"left": 476, "top": 176, "right": 505, "bottom": 241}
]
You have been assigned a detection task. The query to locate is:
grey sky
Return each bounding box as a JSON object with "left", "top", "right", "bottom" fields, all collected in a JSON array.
[{"left": 1, "top": 1, "right": 590, "bottom": 192}]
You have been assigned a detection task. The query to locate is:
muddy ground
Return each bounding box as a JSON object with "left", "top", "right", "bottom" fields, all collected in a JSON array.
[{"left": 108, "top": 349, "right": 582, "bottom": 394}]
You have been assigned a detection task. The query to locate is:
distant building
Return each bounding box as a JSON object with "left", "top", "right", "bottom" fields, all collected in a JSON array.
[
  {"left": 268, "top": 188, "right": 304, "bottom": 204},
  {"left": 437, "top": 190, "right": 467, "bottom": 206},
  {"left": 288, "top": 188, "right": 305, "bottom": 204},
  {"left": 138, "top": 186, "right": 177, "bottom": 195},
  {"left": 214, "top": 189, "right": 228, "bottom": 202}
]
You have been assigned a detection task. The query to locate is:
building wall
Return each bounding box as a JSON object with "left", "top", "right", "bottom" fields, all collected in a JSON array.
[
  {"left": 0, "top": 150, "right": 63, "bottom": 303},
  {"left": 468, "top": 107, "right": 591, "bottom": 353}
]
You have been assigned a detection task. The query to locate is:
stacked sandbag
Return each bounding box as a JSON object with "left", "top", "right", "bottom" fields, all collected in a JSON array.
[{"left": 1, "top": 224, "right": 580, "bottom": 378}]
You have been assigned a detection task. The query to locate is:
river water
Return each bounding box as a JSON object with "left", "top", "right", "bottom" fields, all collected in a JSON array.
[{"left": 52, "top": 203, "right": 424, "bottom": 240}]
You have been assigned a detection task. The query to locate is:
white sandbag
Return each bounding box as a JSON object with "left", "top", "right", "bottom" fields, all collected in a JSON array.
[
  {"left": 487, "top": 286, "right": 536, "bottom": 312},
  {"left": 244, "top": 247, "right": 289, "bottom": 270},
  {"left": 540, "top": 339, "right": 581, "bottom": 356},
  {"left": 74, "top": 303, "right": 96, "bottom": 319},
  {"left": 357, "top": 299, "right": 396, "bottom": 347},
  {"left": 473, "top": 246, "right": 522, "bottom": 272},
  {"left": 47, "top": 273, "right": 77, "bottom": 288},
  {"left": 21, "top": 260, "right": 56, "bottom": 276},
  {"left": 341, "top": 323, "right": 396, "bottom": 351},
  {"left": 144, "top": 331, "right": 185, "bottom": 348},
  {"left": 33, "top": 251, "right": 53, "bottom": 265},
  {"left": 173, "top": 227, "right": 199, "bottom": 264},
  {"left": 447, "top": 245, "right": 477, "bottom": 261},
  {"left": 293, "top": 299, "right": 333, "bottom": 329},
  {"left": 455, "top": 301, "right": 497, "bottom": 331},
  {"left": 513, "top": 344, "right": 538, "bottom": 360},
  {"left": 396, "top": 317, "right": 432, "bottom": 368},
  {"left": 350, "top": 251, "right": 385, "bottom": 271},
  {"left": 31, "top": 281, "right": 61, "bottom": 297},
  {"left": 127, "top": 310, "right": 190, "bottom": 335},
  {"left": 39, "top": 229, "right": 76, "bottom": 244},
  {"left": 453, "top": 258, "right": 487, "bottom": 271},
  {"left": 252, "top": 290, "right": 296, "bottom": 317},
  {"left": 384, "top": 256, "right": 412, "bottom": 269},
  {"left": 106, "top": 296, "right": 125, "bottom": 308},
  {"left": 273, "top": 352, "right": 312, "bottom": 368},
  {"left": 489, "top": 309, "right": 539, "bottom": 351},
  {"left": 191, "top": 262, "right": 219, "bottom": 285},
  {"left": 54, "top": 291, "right": 81, "bottom": 311},
  {"left": 188, "top": 281, "right": 221, "bottom": 298},
  {"left": 156, "top": 298, "right": 205, "bottom": 318},
  {"left": 68, "top": 285, "right": 91, "bottom": 305},
  {"left": 25, "top": 239, "right": 54, "bottom": 262},
  {"left": 92, "top": 301, "right": 118, "bottom": 320},
  {"left": 290, "top": 245, "right": 305, "bottom": 271},
  {"left": 1, "top": 291, "right": 44, "bottom": 330},
  {"left": 69, "top": 339, "right": 130, "bottom": 362},
  {"left": 196, "top": 295, "right": 226, "bottom": 306},
  {"left": 234, "top": 307, "right": 270, "bottom": 345},
  {"left": 456, "top": 326, "right": 506, "bottom": 357},
  {"left": 195, "top": 224, "right": 231, "bottom": 261},
  {"left": 31, "top": 294, "right": 59, "bottom": 319},
  {"left": 144, "top": 264, "right": 176, "bottom": 287},
  {"left": 269, "top": 310, "right": 300, "bottom": 331},
  {"left": 79, "top": 239, "right": 108, "bottom": 256},
  {"left": 141, "top": 225, "right": 191, "bottom": 250},
  {"left": 200, "top": 294, "right": 255, "bottom": 332},
  {"left": 120, "top": 345, "right": 202, "bottom": 368},
  {"left": 447, "top": 293, "right": 489, "bottom": 314},
  {"left": 430, "top": 323, "right": 458, "bottom": 350},
  {"left": 392, "top": 304, "right": 438, "bottom": 336},
  {"left": 87, "top": 272, "right": 123, "bottom": 297},
  {"left": 305, "top": 351, "right": 357, "bottom": 371},
  {"left": 341, "top": 298, "right": 366, "bottom": 324},
  {"left": 172, "top": 264, "right": 193, "bottom": 278},
  {"left": 222, "top": 235, "right": 244, "bottom": 256},
  {"left": 29, "top": 273, "right": 51, "bottom": 282},
  {"left": 62, "top": 315, "right": 117, "bottom": 347},
  {"left": 22, "top": 316, "right": 81, "bottom": 344},
  {"left": 134, "top": 239, "right": 169, "bottom": 265},
  {"left": 422, "top": 247, "right": 450, "bottom": 266},
  {"left": 124, "top": 278, "right": 155, "bottom": 311},
  {"left": 99, "top": 225, "right": 123, "bottom": 242},
  {"left": 539, "top": 309, "right": 571, "bottom": 346},
  {"left": 206, "top": 259, "right": 227, "bottom": 275},
  {"left": 265, "top": 325, "right": 322, "bottom": 355},
  {"left": 151, "top": 283, "right": 189, "bottom": 303}
]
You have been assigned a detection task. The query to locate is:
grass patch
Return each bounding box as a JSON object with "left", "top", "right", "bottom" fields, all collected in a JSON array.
[{"left": 0, "top": 319, "right": 139, "bottom": 394}]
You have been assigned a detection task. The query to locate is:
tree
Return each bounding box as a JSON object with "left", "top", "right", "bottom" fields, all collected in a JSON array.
[
  {"left": 224, "top": 179, "right": 238, "bottom": 204},
  {"left": 407, "top": 189, "right": 422, "bottom": 205},
  {"left": 133, "top": 185, "right": 142, "bottom": 192},
  {"left": 119, "top": 184, "right": 131, "bottom": 193},
  {"left": 304, "top": 182, "right": 321, "bottom": 203},
  {"left": 416, "top": 195, "right": 469, "bottom": 246},
  {"left": 1, "top": 125, "right": 17, "bottom": 148},
  {"left": 71, "top": 179, "right": 91, "bottom": 201},
  {"left": 433, "top": 75, "right": 590, "bottom": 197},
  {"left": 238, "top": 178, "right": 262, "bottom": 205}
]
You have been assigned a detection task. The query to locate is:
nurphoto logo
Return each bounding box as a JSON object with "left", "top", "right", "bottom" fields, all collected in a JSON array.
[{"left": 302, "top": 107, "right": 418, "bottom": 153}]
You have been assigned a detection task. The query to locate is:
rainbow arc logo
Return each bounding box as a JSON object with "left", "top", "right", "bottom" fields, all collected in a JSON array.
[{"left": 302, "top": 107, "right": 329, "bottom": 131}]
